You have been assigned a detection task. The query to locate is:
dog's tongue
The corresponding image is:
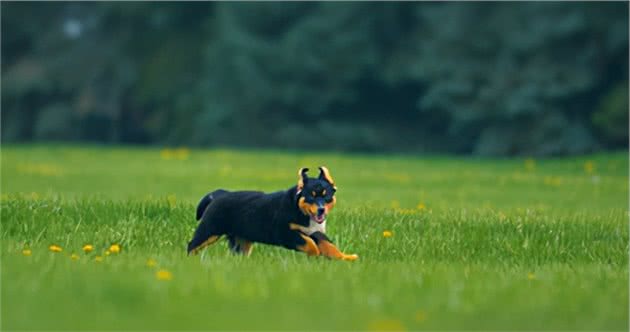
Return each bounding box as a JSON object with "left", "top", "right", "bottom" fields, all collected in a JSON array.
[{"left": 314, "top": 214, "right": 326, "bottom": 224}]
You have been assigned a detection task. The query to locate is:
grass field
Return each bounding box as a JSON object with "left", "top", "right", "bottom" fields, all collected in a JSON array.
[{"left": 1, "top": 145, "right": 628, "bottom": 330}]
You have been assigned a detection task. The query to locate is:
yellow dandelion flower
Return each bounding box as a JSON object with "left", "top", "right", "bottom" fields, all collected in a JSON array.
[
  {"left": 167, "top": 194, "right": 177, "bottom": 208},
  {"left": 160, "top": 149, "right": 173, "bottom": 160},
  {"left": 524, "top": 158, "right": 536, "bottom": 171},
  {"left": 414, "top": 310, "right": 427, "bottom": 323},
  {"left": 584, "top": 161, "right": 595, "bottom": 174},
  {"left": 94, "top": 256, "right": 103, "bottom": 262},
  {"left": 156, "top": 269, "right": 173, "bottom": 281},
  {"left": 174, "top": 148, "right": 190, "bottom": 160},
  {"left": 104, "top": 250, "right": 111, "bottom": 256},
  {"left": 22, "top": 249, "right": 32, "bottom": 256},
  {"left": 146, "top": 258, "right": 157, "bottom": 268},
  {"left": 109, "top": 244, "right": 121, "bottom": 254},
  {"left": 416, "top": 202, "right": 426, "bottom": 211},
  {"left": 527, "top": 272, "right": 536, "bottom": 280},
  {"left": 49, "top": 244, "right": 63, "bottom": 253},
  {"left": 82, "top": 244, "right": 94, "bottom": 253},
  {"left": 397, "top": 208, "right": 417, "bottom": 215},
  {"left": 544, "top": 176, "right": 562, "bottom": 187},
  {"left": 382, "top": 230, "right": 393, "bottom": 238},
  {"left": 70, "top": 253, "right": 80, "bottom": 261}
]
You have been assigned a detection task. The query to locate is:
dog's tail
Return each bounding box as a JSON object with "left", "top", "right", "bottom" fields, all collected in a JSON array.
[{"left": 196, "top": 189, "right": 229, "bottom": 220}]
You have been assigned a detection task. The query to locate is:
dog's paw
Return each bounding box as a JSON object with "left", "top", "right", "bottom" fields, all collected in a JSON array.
[{"left": 342, "top": 254, "right": 359, "bottom": 261}]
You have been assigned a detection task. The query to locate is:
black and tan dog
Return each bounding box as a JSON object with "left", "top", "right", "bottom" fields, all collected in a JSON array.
[{"left": 187, "top": 167, "right": 358, "bottom": 261}]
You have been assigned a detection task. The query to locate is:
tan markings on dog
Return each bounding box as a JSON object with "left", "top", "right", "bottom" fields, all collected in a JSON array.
[
  {"left": 317, "top": 240, "right": 358, "bottom": 261},
  {"left": 325, "top": 195, "right": 336, "bottom": 212},
  {"left": 319, "top": 166, "right": 335, "bottom": 185},
  {"left": 322, "top": 189, "right": 326, "bottom": 196},
  {"left": 297, "top": 168, "right": 308, "bottom": 192},
  {"left": 298, "top": 196, "right": 318, "bottom": 216},
  {"left": 297, "top": 234, "right": 320, "bottom": 256},
  {"left": 235, "top": 237, "right": 253, "bottom": 256},
  {"left": 189, "top": 235, "right": 221, "bottom": 255}
]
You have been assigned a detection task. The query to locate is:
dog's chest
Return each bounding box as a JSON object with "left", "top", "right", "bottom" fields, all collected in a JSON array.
[{"left": 294, "top": 219, "right": 326, "bottom": 235}]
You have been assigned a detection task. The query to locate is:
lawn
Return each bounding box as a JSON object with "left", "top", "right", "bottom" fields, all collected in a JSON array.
[{"left": 1, "top": 145, "right": 628, "bottom": 330}]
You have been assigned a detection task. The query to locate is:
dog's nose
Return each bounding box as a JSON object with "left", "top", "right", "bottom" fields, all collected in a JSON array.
[{"left": 317, "top": 206, "right": 325, "bottom": 216}]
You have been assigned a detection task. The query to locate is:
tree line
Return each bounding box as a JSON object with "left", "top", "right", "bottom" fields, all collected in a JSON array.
[{"left": 2, "top": 2, "right": 628, "bottom": 155}]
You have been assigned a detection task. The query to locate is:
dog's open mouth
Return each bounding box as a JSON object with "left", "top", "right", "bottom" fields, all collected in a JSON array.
[{"left": 311, "top": 212, "right": 327, "bottom": 224}]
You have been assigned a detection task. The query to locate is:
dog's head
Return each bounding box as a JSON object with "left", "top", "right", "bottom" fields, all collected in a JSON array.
[{"left": 295, "top": 166, "right": 337, "bottom": 224}]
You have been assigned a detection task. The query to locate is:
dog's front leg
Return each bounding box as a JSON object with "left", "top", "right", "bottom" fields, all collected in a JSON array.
[
  {"left": 283, "top": 230, "right": 320, "bottom": 256},
  {"left": 310, "top": 232, "right": 358, "bottom": 261}
]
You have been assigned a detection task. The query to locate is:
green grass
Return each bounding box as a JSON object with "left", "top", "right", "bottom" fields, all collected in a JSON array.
[{"left": 1, "top": 144, "right": 628, "bottom": 330}]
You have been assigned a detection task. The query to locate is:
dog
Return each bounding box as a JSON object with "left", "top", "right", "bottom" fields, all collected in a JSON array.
[{"left": 187, "top": 167, "right": 358, "bottom": 261}]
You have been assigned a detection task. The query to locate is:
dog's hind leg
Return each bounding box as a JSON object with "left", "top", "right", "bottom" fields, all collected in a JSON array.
[
  {"left": 227, "top": 236, "right": 254, "bottom": 256},
  {"left": 188, "top": 216, "right": 224, "bottom": 255},
  {"left": 188, "top": 234, "right": 221, "bottom": 255}
]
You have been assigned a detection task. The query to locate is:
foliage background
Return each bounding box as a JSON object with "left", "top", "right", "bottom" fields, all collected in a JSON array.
[{"left": 2, "top": 2, "right": 628, "bottom": 156}]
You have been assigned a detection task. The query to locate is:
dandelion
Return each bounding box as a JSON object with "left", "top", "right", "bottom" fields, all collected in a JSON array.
[
  {"left": 94, "top": 256, "right": 103, "bottom": 262},
  {"left": 160, "top": 149, "right": 173, "bottom": 160},
  {"left": 382, "top": 230, "right": 393, "bottom": 238},
  {"left": 109, "top": 244, "right": 121, "bottom": 254},
  {"left": 416, "top": 202, "right": 426, "bottom": 211},
  {"left": 22, "top": 249, "right": 32, "bottom": 256},
  {"left": 524, "top": 158, "right": 536, "bottom": 171},
  {"left": 49, "top": 244, "right": 63, "bottom": 253},
  {"left": 527, "top": 272, "right": 536, "bottom": 280},
  {"left": 396, "top": 208, "right": 417, "bottom": 215},
  {"left": 584, "top": 161, "right": 595, "bottom": 174},
  {"left": 543, "top": 176, "right": 562, "bottom": 187},
  {"left": 156, "top": 269, "right": 173, "bottom": 281},
  {"left": 160, "top": 148, "right": 189, "bottom": 161},
  {"left": 414, "top": 310, "right": 427, "bottom": 323},
  {"left": 167, "top": 194, "right": 177, "bottom": 208},
  {"left": 174, "top": 148, "right": 190, "bottom": 160},
  {"left": 104, "top": 250, "right": 111, "bottom": 256},
  {"left": 70, "top": 253, "right": 80, "bottom": 261},
  {"left": 82, "top": 244, "right": 94, "bottom": 253},
  {"left": 146, "top": 258, "right": 157, "bottom": 268}
]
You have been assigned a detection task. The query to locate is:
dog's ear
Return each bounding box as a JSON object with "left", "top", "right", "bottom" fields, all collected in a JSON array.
[
  {"left": 297, "top": 168, "right": 309, "bottom": 194},
  {"left": 318, "top": 166, "right": 337, "bottom": 190}
]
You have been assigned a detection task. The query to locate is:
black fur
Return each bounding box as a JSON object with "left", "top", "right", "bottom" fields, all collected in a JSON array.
[
  {"left": 187, "top": 176, "right": 336, "bottom": 255},
  {"left": 195, "top": 189, "right": 229, "bottom": 220},
  {"left": 188, "top": 187, "right": 308, "bottom": 254},
  {"left": 309, "top": 231, "right": 332, "bottom": 244}
]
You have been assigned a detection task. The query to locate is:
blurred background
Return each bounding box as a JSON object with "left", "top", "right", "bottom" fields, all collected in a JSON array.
[{"left": 2, "top": 2, "right": 628, "bottom": 156}]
